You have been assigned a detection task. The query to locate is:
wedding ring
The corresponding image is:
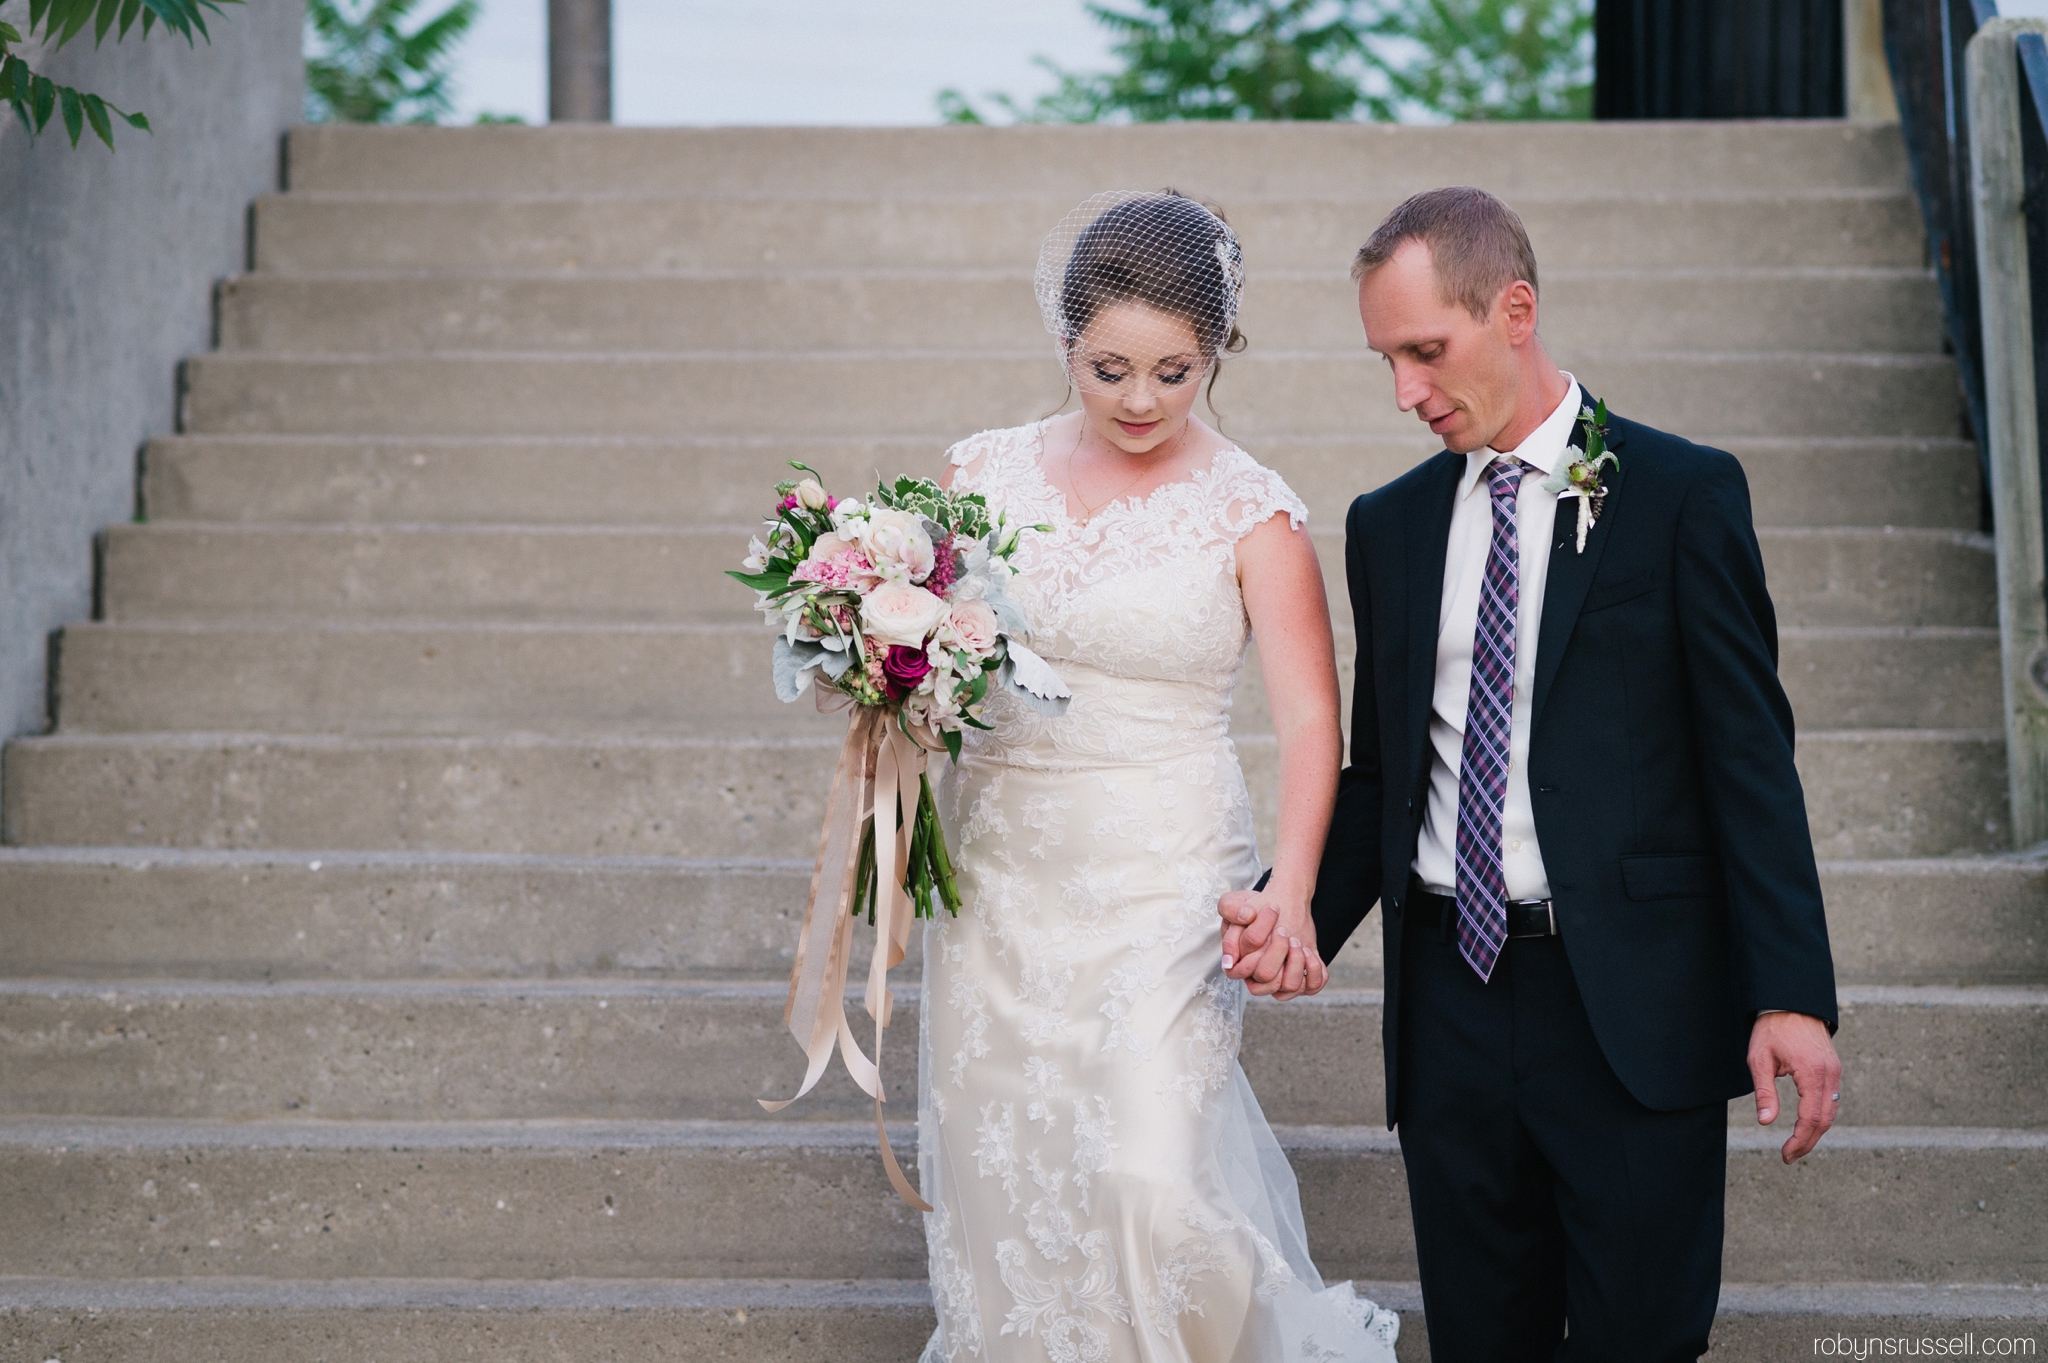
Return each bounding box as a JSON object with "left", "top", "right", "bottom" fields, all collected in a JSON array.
[{"left": 1830, "top": 1093, "right": 1841, "bottom": 1101}]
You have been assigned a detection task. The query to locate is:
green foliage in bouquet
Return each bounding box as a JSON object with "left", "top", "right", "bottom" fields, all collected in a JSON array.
[{"left": 871, "top": 473, "right": 995, "bottom": 544}]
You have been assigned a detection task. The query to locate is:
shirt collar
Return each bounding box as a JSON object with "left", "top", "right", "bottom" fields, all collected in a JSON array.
[{"left": 1455, "top": 373, "right": 1582, "bottom": 501}]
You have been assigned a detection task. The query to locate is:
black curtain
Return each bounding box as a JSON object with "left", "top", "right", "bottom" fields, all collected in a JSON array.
[{"left": 1595, "top": 0, "right": 1846, "bottom": 119}]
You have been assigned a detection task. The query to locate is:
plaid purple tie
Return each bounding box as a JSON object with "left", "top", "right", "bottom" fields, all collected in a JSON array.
[{"left": 1454, "top": 458, "right": 1526, "bottom": 982}]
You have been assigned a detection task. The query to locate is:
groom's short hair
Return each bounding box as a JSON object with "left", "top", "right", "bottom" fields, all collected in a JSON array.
[{"left": 1351, "top": 187, "right": 1538, "bottom": 322}]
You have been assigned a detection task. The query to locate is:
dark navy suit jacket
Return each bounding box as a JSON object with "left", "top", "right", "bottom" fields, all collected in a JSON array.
[{"left": 1312, "top": 402, "right": 1839, "bottom": 1123}]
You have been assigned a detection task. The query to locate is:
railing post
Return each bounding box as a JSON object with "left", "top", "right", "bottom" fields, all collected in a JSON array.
[
  {"left": 549, "top": 0, "right": 612, "bottom": 124},
  {"left": 1847, "top": 0, "right": 1899, "bottom": 120},
  {"left": 1968, "top": 17, "right": 2048, "bottom": 848}
]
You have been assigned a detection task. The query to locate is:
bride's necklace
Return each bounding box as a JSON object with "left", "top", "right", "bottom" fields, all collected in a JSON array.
[{"left": 1065, "top": 419, "right": 1191, "bottom": 523}]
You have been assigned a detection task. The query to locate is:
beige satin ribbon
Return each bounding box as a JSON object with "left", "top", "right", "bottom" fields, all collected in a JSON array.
[{"left": 759, "top": 692, "right": 934, "bottom": 1212}]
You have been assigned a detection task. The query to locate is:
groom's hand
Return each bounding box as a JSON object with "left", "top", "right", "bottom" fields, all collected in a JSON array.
[
  {"left": 1219, "top": 889, "right": 1327, "bottom": 1000},
  {"left": 1748, "top": 1011, "right": 1843, "bottom": 1163}
]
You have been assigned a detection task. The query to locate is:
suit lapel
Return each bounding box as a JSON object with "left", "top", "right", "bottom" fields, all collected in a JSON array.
[
  {"left": 1404, "top": 451, "right": 1463, "bottom": 797},
  {"left": 1529, "top": 400, "right": 1629, "bottom": 735}
]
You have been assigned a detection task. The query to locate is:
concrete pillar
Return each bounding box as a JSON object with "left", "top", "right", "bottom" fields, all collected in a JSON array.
[
  {"left": 1967, "top": 17, "right": 2048, "bottom": 848},
  {"left": 1844, "top": 0, "right": 1898, "bottom": 120},
  {"left": 549, "top": 0, "right": 612, "bottom": 123}
]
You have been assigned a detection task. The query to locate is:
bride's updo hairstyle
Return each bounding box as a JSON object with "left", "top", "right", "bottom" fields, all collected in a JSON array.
[{"left": 1035, "top": 189, "right": 1247, "bottom": 407}]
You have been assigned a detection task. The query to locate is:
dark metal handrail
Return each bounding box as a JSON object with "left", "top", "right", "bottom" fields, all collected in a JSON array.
[
  {"left": 2017, "top": 30, "right": 2048, "bottom": 561},
  {"left": 1884, "top": 0, "right": 2001, "bottom": 513}
]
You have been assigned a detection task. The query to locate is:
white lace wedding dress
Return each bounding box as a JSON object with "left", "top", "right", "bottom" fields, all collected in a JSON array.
[{"left": 916, "top": 421, "right": 1400, "bottom": 1363}]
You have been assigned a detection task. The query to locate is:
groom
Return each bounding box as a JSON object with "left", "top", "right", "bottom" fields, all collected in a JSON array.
[{"left": 1222, "top": 187, "right": 1842, "bottom": 1361}]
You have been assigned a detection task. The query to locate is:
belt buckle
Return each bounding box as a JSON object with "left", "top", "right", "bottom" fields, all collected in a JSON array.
[{"left": 1511, "top": 898, "right": 1556, "bottom": 938}]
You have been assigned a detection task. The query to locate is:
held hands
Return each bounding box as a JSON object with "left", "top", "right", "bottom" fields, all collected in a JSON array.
[
  {"left": 1748, "top": 1011, "right": 1843, "bottom": 1163},
  {"left": 1218, "top": 884, "right": 1328, "bottom": 1001}
]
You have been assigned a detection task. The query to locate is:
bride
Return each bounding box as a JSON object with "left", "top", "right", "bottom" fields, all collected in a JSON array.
[{"left": 919, "top": 191, "right": 1400, "bottom": 1362}]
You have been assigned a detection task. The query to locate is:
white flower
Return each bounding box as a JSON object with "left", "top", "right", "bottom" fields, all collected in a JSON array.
[
  {"left": 861, "top": 580, "right": 948, "bottom": 647},
  {"left": 859, "top": 507, "right": 936, "bottom": 584},
  {"left": 794, "top": 477, "right": 830, "bottom": 510},
  {"left": 829, "top": 497, "right": 867, "bottom": 529},
  {"left": 741, "top": 535, "right": 771, "bottom": 573},
  {"left": 939, "top": 599, "right": 1000, "bottom": 655}
]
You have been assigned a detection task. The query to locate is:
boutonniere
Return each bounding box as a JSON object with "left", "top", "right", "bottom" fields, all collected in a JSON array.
[{"left": 1542, "top": 400, "right": 1618, "bottom": 554}]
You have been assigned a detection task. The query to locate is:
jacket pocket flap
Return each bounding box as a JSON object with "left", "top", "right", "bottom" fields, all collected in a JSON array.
[
  {"left": 1620, "top": 853, "right": 1720, "bottom": 901},
  {"left": 1580, "top": 571, "right": 1657, "bottom": 614}
]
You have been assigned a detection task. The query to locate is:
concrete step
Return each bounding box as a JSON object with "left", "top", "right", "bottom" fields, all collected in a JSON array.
[
  {"left": 51, "top": 621, "right": 850, "bottom": 737},
  {"left": 7, "top": 1278, "right": 2048, "bottom": 1363},
  {"left": 216, "top": 269, "right": 1944, "bottom": 357},
  {"left": 0, "top": 729, "right": 2008, "bottom": 860},
  {"left": 96, "top": 525, "right": 1991, "bottom": 630},
  {"left": 0, "top": 980, "right": 2036, "bottom": 1129},
  {"left": 0, "top": 1117, "right": 2038, "bottom": 1284},
  {"left": 178, "top": 351, "right": 1963, "bottom": 441},
  {"left": 140, "top": 434, "right": 1985, "bottom": 531},
  {"left": 1801, "top": 731, "right": 2011, "bottom": 860},
  {"left": 0, "top": 1277, "right": 944, "bottom": 1363},
  {"left": 1775, "top": 628, "right": 2000, "bottom": 730},
  {"left": 51, "top": 620, "right": 2001, "bottom": 736},
  {"left": 0, "top": 731, "right": 876, "bottom": 858},
  {"left": 282, "top": 123, "right": 1911, "bottom": 197},
  {"left": 250, "top": 189, "right": 1929, "bottom": 276},
  {"left": 1, "top": 849, "right": 2040, "bottom": 987},
  {"left": 1824, "top": 858, "right": 2048, "bottom": 984},
  {"left": 0, "top": 849, "right": 816, "bottom": 982},
  {"left": 1708, "top": 1285, "right": 2048, "bottom": 1361},
  {"left": 1762, "top": 529, "right": 1995, "bottom": 630}
]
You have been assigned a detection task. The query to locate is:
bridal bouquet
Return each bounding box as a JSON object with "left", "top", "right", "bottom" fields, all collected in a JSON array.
[
  {"left": 731, "top": 464, "right": 1066, "bottom": 1209},
  {"left": 730, "top": 465, "right": 1069, "bottom": 917}
]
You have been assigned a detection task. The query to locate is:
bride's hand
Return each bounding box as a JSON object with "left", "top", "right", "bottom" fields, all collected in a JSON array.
[{"left": 1219, "top": 888, "right": 1328, "bottom": 1000}]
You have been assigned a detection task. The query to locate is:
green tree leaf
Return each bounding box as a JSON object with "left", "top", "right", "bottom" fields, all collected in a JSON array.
[
  {"left": 81, "top": 89, "right": 114, "bottom": 147},
  {"left": 1, "top": 0, "right": 239, "bottom": 148},
  {"left": 1360, "top": 0, "right": 1592, "bottom": 121},
  {"left": 933, "top": 0, "right": 1589, "bottom": 124},
  {"left": 57, "top": 81, "right": 82, "bottom": 144},
  {"left": 304, "top": 0, "right": 479, "bottom": 125}
]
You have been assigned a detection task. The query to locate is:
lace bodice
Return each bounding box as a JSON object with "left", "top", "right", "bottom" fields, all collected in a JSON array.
[{"left": 947, "top": 420, "right": 1307, "bottom": 768}]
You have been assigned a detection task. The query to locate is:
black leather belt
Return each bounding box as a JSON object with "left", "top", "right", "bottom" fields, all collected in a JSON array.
[{"left": 1411, "top": 884, "right": 1560, "bottom": 940}]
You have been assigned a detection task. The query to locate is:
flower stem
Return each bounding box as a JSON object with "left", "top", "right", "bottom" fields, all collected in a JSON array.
[
  {"left": 850, "top": 815, "right": 877, "bottom": 925},
  {"left": 920, "top": 773, "right": 962, "bottom": 917}
]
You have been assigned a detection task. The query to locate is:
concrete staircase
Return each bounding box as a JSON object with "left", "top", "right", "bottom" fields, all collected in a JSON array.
[{"left": 2, "top": 121, "right": 2045, "bottom": 1359}]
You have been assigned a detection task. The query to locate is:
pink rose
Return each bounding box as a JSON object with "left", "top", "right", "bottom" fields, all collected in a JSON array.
[
  {"left": 808, "top": 531, "right": 854, "bottom": 560},
  {"left": 942, "top": 599, "right": 1000, "bottom": 654}
]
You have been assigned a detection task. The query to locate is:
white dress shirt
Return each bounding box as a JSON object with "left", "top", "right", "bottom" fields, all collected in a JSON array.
[{"left": 1412, "top": 377, "right": 1582, "bottom": 901}]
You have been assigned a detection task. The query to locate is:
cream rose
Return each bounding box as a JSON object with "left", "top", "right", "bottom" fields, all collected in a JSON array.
[
  {"left": 940, "top": 599, "right": 1000, "bottom": 654},
  {"left": 860, "top": 508, "right": 936, "bottom": 583},
  {"left": 794, "top": 478, "right": 830, "bottom": 510},
  {"left": 861, "top": 580, "right": 948, "bottom": 648}
]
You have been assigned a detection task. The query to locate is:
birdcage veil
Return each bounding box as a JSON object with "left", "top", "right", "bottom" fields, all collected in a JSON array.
[{"left": 1034, "top": 189, "right": 1245, "bottom": 395}]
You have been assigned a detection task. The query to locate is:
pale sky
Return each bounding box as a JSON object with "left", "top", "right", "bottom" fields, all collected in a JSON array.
[{"left": 450, "top": 1, "right": 1119, "bottom": 125}]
